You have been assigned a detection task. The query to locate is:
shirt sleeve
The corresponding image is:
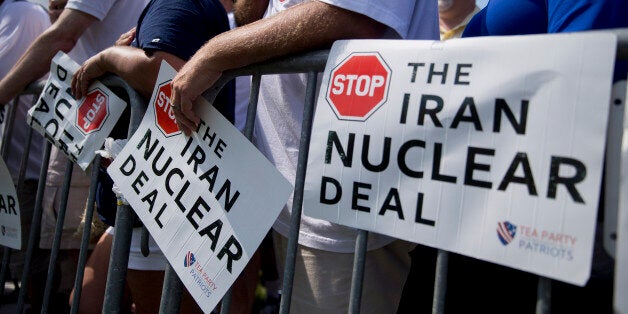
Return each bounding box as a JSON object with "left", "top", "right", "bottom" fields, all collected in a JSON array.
[{"left": 66, "top": 0, "right": 118, "bottom": 21}]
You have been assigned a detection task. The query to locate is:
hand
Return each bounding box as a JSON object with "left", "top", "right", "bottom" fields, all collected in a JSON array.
[
  {"left": 171, "top": 60, "right": 222, "bottom": 136},
  {"left": 71, "top": 54, "right": 107, "bottom": 99},
  {"left": 48, "top": 0, "right": 67, "bottom": 23},
  {"left": 115, "top": 28, "right": 136, "bottom": 46}
]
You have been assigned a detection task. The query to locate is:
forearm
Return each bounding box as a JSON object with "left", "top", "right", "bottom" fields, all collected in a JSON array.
[
  {"left": 0, "top": 30, "right": 75, "bottom": 104},
  {"left": 195, "top": 1, "right": 387, "bottom": 74}
]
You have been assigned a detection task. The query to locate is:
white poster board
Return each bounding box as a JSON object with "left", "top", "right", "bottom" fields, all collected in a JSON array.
[
  {"left": 27, "top": 52, "right": 127, "bottom": 170},
  {"left": 108, "top": 61, "right": 292, "bottom": 313},
  {"left": 0, "top": 158, "right": 21, "bottom": 249},
  {"left": 303, "top": 33, "right": 616, "bottom": 286},
  {"left": 614, "top": 78, "right": 628, "bottom": 314}
]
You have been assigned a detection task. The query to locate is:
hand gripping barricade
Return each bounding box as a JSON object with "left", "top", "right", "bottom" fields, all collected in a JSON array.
[{"left": 1, "top": 28, "right": 627, "bottom": 314}]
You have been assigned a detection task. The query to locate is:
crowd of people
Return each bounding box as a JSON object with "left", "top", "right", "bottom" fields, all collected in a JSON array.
[{"left": 0, "top": 0, "right": 626, "bottom": 313}]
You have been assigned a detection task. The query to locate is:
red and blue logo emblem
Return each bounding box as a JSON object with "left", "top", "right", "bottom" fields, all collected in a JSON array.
[
  {"left": 184, "top": 251, "right": 196, "bottom": 267},
  {"left": 497, "top": 221, "right": 517, "bottom": 245}
]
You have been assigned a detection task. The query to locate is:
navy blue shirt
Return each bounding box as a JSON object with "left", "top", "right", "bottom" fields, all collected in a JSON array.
[{"left": 133, "top": 0, "right": 235, "bottom": 121}]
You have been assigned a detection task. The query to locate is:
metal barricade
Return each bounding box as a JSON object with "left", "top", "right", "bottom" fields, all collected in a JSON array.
[{"left": 1, "top": 28, "right": 627, "bottom": 313}]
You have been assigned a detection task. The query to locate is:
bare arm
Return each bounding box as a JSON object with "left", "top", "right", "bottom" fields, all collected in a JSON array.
[
  {"left": 172, "top": 0, "right": 387, "bottom": 135},
  {"left": 72, "top": 46, "right": 185, "bottom": 99},
  {"left": 0, "top": 8, "right": 95, "bottom": 104}
]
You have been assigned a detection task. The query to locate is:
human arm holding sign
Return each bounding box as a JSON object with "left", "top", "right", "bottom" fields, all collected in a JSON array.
[{"left": 171, "top": 0, "right": 388, "bottom": 135}]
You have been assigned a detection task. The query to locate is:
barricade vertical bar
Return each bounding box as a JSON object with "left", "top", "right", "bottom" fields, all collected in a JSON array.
[
  {"left": 16, "top": 141, "right": 52, "bottom": 313},
  {"left": 220, "top": 290, "right": 233, "bottom": 314},
  {"left": 432, "top": 250, "right": 449, "bottom": 314},
  {"left": 348, "top": 230, "right": 368, "bottom": 314},
  {"left": 70, "top": 155, "right": 102, "bottom": 313},
  {"left": 536, "top": 277, "right": 551, "bottom": 314},
  {"left": 103, "top": 203, "right": 135, "bottom": 313},
  {"left": 279, "top": 71, "right": 318, "bottom": 314},
  {"left": 159, "top": 264, "right": 183, "bottom": 314},
  {"left": 42, "top": 159, "right": 74, "bottom": 313},
  {"left": 140, "top": 226, "right": 149, "bottom": 257},
  {"left": 243, "top": 75, "right": 261, "bottom": 140}
]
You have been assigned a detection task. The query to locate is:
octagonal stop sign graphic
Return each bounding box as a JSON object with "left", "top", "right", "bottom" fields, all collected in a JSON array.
[
  {"left": 326, "top": 52, "right": 391, "bottom": 121},
  {"left": 76, "top": 88, "right": 109, "bottom": 134},
  {"left": 154, "top": 81, "right": 180, "bottom": 137}
]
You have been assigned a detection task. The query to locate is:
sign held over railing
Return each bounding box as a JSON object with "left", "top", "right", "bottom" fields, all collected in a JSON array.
[{"left": 304, "top": 33, "right": 617, "bottom": 286}]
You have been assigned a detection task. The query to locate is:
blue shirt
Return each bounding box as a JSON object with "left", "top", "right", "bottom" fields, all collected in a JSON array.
[
  {"left": 463, "top": 0, "right": 628, "bottom": 81},
  {"left": 133, "top": 0, "right": 235, "bottom": 121}
]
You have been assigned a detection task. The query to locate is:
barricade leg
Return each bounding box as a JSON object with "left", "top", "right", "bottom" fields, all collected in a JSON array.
[
  {"left": 103, "top": 203, "right": 134, "bottom": 313},
  {"left": 17, "top": 141, "right": 52, "bottom": 313},
  {"left": 70, "top": 156, "right": 101, "bottom": 313},
  {"left": 348, "top": 230, "right": 368, "bottom": 314},
  {"left": 432, "top": 250, "right": 449, "bottom": 314},
  {"left": 279, "top": 71, "right": 318, "bottom": 314},
  {"left": 42, "top": 159, "right": 74, "bottom": 313},
  {"left": 159, "top": 264, "right": 183, "bottom": 314},
  {"left": 536, "top": 277, "right": 552, "bottom": 314}
]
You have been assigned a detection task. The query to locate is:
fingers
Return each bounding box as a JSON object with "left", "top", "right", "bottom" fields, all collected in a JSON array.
[
  {"left": 71, "top": 66, "right": 89, "bottom": 99},
  {"left": 171, "top": 83, "right": 199, "bottom": 136}
]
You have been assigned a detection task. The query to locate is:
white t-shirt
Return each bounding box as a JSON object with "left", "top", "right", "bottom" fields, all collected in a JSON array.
[
  {"left": 0, "top": 0, "right": 50, "bottom": 181},
  {"left": 47, "top": 0, "right": 148, "bottom": 186},
  {"left": 228, "top": 12, "right": 251, "bottom": 132},
  {"left": 256, "top": 0, "right": 438, "bottom": 253}
]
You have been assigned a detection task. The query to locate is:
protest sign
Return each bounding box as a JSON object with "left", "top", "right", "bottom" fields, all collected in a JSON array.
[
  {"left": 0, "top": 158, "right": 21, "bottom": 249},
  {"left": 614, "top": 78, "right": 627, "bottom": 314},
  {"left": 27, "top": 52, "right": 127, "bottom": 170},
  {"left": 303, "top": 33, "right": 617, "bottom": 286},
  {"left": 108, "top": 61, "right": 292, "bottom": 313}
]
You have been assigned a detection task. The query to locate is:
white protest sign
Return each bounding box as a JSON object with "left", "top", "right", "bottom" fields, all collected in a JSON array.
[
  {"left": 108, "top": 61, "right": 292, "bottom": 313},
  {"left": 614, "top": 78, "right": 628, "bottom": 314},
  {"left": 27, "top": 52, "right": 127, "bottom": 170},
  {"left": 303, "top": 33, "right": 616, "bottom": 286},
  {"left": 0, "top": 158, "right": 21, "bottom": 249}
]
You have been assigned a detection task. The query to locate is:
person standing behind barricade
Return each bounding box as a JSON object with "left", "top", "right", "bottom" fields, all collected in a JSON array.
[
  {"left": 171, "top": 1, "right": 439, "bottom": 312},
  {"left": 0, "top": 0, "right": 50, "bottom": 304},
  {"left": 0, "top": 0, "right": 147, "bottom": 311},
  {"left": 459, "top": 1, "right": 628, "bottom": 312},
  {"left": 70, "top": 0, "right": 235, "bottom": 312}
]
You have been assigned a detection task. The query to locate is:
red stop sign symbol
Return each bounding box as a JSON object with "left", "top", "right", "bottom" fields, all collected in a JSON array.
[
  {"left": 76, "top": 88, "right": 109, "bottom": 134},
  {"left": 326, "top": 52, "right": 391, "bottom": 121},
  {"left": 154, "top": 81, "right": 180, "bottom": 137}
]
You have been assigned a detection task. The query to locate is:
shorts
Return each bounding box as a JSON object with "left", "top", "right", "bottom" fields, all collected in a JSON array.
[
  {"left": 106, "top": 226, "right": 167, "bottom": 271},
  {"left": 39, "top": 184, "right": 88, "bottom": 250}
]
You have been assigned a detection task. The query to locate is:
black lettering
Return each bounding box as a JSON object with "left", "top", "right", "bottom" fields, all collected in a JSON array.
[
  {"left": 320, "top": 176, "right": 342, "bottom": 204},
  {"left": 418, "top": 94, "right": 443, "bottom": 127},
  {"left": 428, "top": 63, "right": 448, "bottom": 84},
  {"left": 45, "top": 83, "right": 60, "bottom": 100},
  {"left": 214, "top": 139, "right": 226, "bottom": 158},
  {"left": 493, "top": 98, "right": 528, "bottom": 135},
  {"left": 198, "top": 219, "right": 223, "bottom": 251},
  {"left": 187, "top": 198, "right": 210, "bottom": 229},
  {"left": 361, "top": 135, "right": 390, "bottom": 172},
  {"left": 450, "top": 97, "right": 482, "bottom": 131},
  {"left": 415, "top": 193, "right": 435, "bottom": 226},
  {"left": 199, "top": 165, "right": 219, "bottom": 192},
  {"left": 56, "top": 64, "right": 68, "bottom": 81},
  {"left": 498, "top": 152, "right": 537, "bottom": 196},
  {"left": 120, "top": 155, "right": 136, "bottom": 176},
  {"left": 325, "top": 131, "right": 354, "bottom": 167},
  {"left": 215, "top": 180, "right": 239, "bottom": 212},
  {"left": 547, "top": 157, "right": 586, "bottom": 203},
  {"left": 55, "top": 98, "right": 72, "bottom": 120},
  {"left": 454, "top": 64, "right": 472, "bottom": 85},
  {"left": 398, "top": 139, "right": 424, "bottom": 178},
  {"left": 131, "top": 171, "right": 149, "bottom": 194},
  {"left": 7, "top": 196, "right": 16, "bottom": 215},
  {"left": 137, "top": 129, "right": 159, "bottom": 160},
  {"left": 165, "top": 168, "right": 184, "bottom": 196},
  {"left": 217, "top": 235, "right": 242, "bottom": 273},
  {"left": 407, "top": 62, "right": 425, "bottom": 83},
  {"left": 378, "top": 188, "right": 404, "bottom": 220},
  {"left": 175, "top": 180, "right": 192, "bottom": 212},
  {"left": 151, "top": 147, "right": 172, "bottom": 176},
  {"left": 352, "top": 182, "right": 371, "bottom": 212},
  {"left": 187, "top": 146, "right": 205, "bottom": 173},
  {"left": 464, "top": 147, "right": 494, "bottom": 189},
  {"left": 35, "top": 98, "right": 50, "bottom": 113},
  {"left": 432, "top": 143, "right": 457, "bottom": 183},
  {"left": 44, "top": 119, "right": 59, "bottom": 137},
  {"left": 400, "top": 93, "right": 410, "bottom": 124},
  {"left": 154, "top": 203, "right": 166, "bottom": 228},
  {"left": 141, "top": 189, "right": 158, "bottom": 212}
]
